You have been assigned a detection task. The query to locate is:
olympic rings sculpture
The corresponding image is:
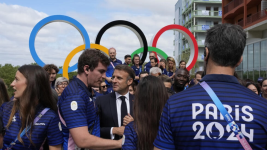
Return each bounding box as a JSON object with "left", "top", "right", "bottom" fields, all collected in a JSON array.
[{"left": 29, "top": 15, "right": 198, "bottom": 79}]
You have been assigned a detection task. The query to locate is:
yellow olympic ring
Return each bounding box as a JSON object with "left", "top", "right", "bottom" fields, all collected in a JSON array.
[{"left": 63, "top": 44, "right": 109, "bottom": 79}]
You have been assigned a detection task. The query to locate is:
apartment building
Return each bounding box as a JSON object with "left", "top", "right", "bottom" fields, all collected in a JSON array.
[
  {"left": 174, "top": 0, "right": 222, "bottom": 73},
  {"left": 223, "top": 0, "right": 267, "bottom": 81}
]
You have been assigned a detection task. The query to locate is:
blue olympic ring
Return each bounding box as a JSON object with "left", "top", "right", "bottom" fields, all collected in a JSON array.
[{"left": 29, "top": 15, "right": 90, "bottom": 74}]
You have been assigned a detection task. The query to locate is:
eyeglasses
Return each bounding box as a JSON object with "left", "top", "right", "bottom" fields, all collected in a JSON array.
[
  {"left": 58, "top": 82, "right": 68, "bottom": 86},
  {"left": 101, "top": 85, "right": 107, "bottom": 88}
]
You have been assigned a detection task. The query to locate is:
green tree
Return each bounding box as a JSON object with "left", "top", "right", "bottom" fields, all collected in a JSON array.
[{"left": 0, "top": 64, "right": 20, "bottom": 97}]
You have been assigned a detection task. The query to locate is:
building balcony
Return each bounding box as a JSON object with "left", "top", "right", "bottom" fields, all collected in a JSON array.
[
  {"left": 224, "top": 0, "right": 243, "bottom": 15},
  {"left": 246, "top": 9, "right": 267, "bottom": 27},
  {"left": 193, "top": 10, "right": 222, "bottom": 17},
  {"left": 192, "top": 25, "right": 213, "bottom": 32},
  {"left": 196, "top": 40, "right": 205, "bottom": 47},
  {"left": 237, "top": 19, "right": 244, "bottom": 27},
  {"left": 183, "top": 0, "right": 222, "bottom": 14}
]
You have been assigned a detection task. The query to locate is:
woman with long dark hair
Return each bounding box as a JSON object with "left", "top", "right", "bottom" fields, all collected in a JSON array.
[
  {"left": 131, "top": 54, "right": 142, "bottom": 82},
  {"left": 246, "top": 82, "right": 261, "bottom": 95},
  {"left": 144, "top": 58, "right": 158, "bottom": 74},
  {"left": 0, "top": 65, "right": 63, "bottom": 150},
  {"left": 0, "top": 78, "right": 9, "bottom": 106},
  {"left": 122, "top": 76, "right": 168, "bottom": 150}
]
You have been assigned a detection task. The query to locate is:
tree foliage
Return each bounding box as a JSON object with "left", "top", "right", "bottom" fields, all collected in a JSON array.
[{"left": 0, "top": 63, "right": 77, "bottom": 97}]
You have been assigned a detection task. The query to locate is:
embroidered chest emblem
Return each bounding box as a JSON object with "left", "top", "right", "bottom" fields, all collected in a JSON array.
[{"left": 12, "top": 116, "right": 16, "bottom": 122}]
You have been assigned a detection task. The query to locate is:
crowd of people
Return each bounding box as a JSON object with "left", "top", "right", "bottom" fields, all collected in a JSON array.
[{"left": 0, "top": 24, "right": 266, "bottom": 150}]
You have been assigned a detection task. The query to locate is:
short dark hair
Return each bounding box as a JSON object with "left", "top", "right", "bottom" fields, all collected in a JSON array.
[
  {"left": 43, "top": 64, "right": 59, "bottom": 73},
  {"left": 205, "top": 24, "right": 246, "bottom": 67},
  {"left": 139, "top": 71, "right": 149, "bottom": 78},
  {"left": 150, "top": 57, "right": 158, "bottom": 63},
  {"left": 160, "top": 59, "right": 166, "bottom": 63},
  {"left": 179, "top": 60, "right": 186, "bottom": 65},
  {"left": 175, "top": 68, "right": 190, "bottom": 83},
  {"left": 195, "top": 71, "right": 203, "bottom": 78},
  {"left": 114, "top": 65, "right": 135, "bottom": 80},
  {"left": 124, "top": 54, "right": 131, "bottom": 60},
  {"left": 78, "top": 49, "right": 110, "bottom": 74},
  {"left": 158, "top": 75, "right": 172, "bottom": 84},
  {"left": 132, "top": 54, "right": 140, "bottom": 65}
]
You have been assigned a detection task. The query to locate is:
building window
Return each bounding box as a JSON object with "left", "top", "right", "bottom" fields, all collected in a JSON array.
[
  {"left": 261, "top": 40, "right": 267, "bottom": 78},
  {"left": 254, "top": 42, "right": 260, "bottom": 80},
  {"left": 243, "top": 46, "right": 248, "bottom": 79},
  {"left": 248, "top": 44, "right": 254, "bottom": 80},
  {"left": 214, "top": 21, "right": 219, "bottom": 25}
]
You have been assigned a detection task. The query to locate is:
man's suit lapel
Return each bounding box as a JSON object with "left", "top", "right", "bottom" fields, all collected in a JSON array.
[
  {"left": 110, "top": 92, "right": 118, "bottom": 127},
  {"left": 129, "top": 94, "right": 134, "bottom": 116}
]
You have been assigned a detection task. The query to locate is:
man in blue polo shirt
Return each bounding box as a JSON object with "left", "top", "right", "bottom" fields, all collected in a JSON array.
[
  {"left": 154, "top": 24, "right": 267, "bottom": 149},
  {"left": 123, "top": 54, "right": 131, "bottom": 66},
  {"left": 58, "top": 49, "right": 122, "bottom": 149},
  {"left": 172, "top": 68, "right": 190, "bottom": 93},
  {"left": 105, "top": 47, "right": 122, "bottom": 89}
]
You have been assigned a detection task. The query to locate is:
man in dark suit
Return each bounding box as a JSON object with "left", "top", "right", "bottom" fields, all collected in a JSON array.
[{"left": 95, "top": 65, "right": 135, "bottom": 143}]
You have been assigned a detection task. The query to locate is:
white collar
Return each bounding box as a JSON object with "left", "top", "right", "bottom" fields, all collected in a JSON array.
[{"left": 115, "top": 92, "right": 130, "bottom": 101}]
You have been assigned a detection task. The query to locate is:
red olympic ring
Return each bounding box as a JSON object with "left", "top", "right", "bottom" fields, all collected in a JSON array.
[{"left": 152, "top": 24, "right": 198, "bottom": 71}]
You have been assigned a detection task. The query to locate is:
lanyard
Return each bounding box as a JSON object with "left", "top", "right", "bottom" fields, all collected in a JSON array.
[
  {"left": 200, "top": 81, "right": 252, "bottom": 150},
  {"left": 6, "top": 108, "right": 50, "bottom": 150},
  {"left": 139, "top": 66, "right": 142, "bottom": 74},
  {"left": 110, "top": 62, "right": 115, "bottom": 69}
]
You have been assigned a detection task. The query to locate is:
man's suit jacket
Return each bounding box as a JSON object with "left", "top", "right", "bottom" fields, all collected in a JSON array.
[{"left": 95, "top": 92, "right": 134, "bottom": 139}]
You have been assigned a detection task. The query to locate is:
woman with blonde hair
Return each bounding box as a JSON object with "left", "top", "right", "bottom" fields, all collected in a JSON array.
[{"left": 166, "top": 57, "right": 176, "bottom": 79}]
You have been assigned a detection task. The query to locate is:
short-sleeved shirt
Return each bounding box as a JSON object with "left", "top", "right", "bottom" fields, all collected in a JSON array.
[
  {"left": 92, "top": 90, "right": 103, "bottom": 102},
  {"left": 58, "top": 76, "right": 100, "bottom": 150},
  {"left": 167, "top": 70, "right": 174, "bottom": 77},
  {"left": 122, "top": 122, "right": 137, "bottom": 150},
  {"left": 154, "top": 74, "right": 267, "bottom": 149},
  {"left": 144, "top": 62, "right": 151, "bottom": 72},
  {"left": 131, "top": 65, "right": 142, "bottom": 82},
  {"left": 105, "top": 59, "right": 122, "bottom": 86},
  {"left": 161, "top": 68, "right": 167, "bottom": 75},
  {"left": 0, "top": 101, "right": 63, "bottom": 150}
]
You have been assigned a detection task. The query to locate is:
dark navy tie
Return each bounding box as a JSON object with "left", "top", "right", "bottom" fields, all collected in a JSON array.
[{"left": 120, "top": 96, "right": 127, "bottom": 126}]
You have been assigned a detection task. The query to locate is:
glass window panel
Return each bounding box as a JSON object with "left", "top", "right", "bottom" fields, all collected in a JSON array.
[
  {"left": 254, "top": 70, "right": 260, "bottom": 82},
  {"left": 235, "top": 71, "right": 242, "bottom": 79},
  {"left": 248, "top": 70, "right": 254, "bottom": 81},
  {"left": 243, "top": 70, "right": 247, "bottom": 79},
  {"left": 242, "top": 46, "right": 247, "bottom": 79},
  {"left": 243, "top": 46, "right": 247, "bottom": 71},
  {"left": 261, "top": 68, "right": 267, "bottom": 78},
  {"left": 247, "top": 44, "right": 253, "bottom": 69},
  {"left": 254, "top": 42, "right": 260, "bottom": 69},
  {"left": 261, "top": 40, "right": 267, "bottom": 69}
]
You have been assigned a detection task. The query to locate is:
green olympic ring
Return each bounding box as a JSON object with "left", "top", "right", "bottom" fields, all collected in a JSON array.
[{"left": 131, "top": 46, "right": 168, "bottom": 60}]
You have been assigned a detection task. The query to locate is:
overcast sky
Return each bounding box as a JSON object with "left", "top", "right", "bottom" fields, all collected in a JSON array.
[{"left": 0, "top": 0, "right": 177, "bottom": 72}]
